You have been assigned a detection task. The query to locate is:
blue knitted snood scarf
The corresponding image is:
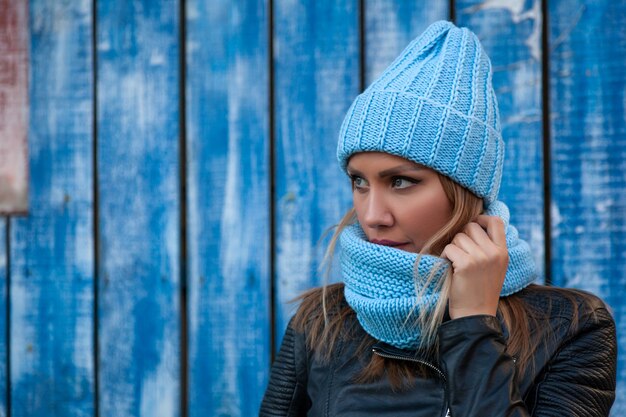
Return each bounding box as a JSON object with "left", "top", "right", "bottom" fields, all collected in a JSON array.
[{"left": 340, "top": 200, "right": 538, "bottom": 350}]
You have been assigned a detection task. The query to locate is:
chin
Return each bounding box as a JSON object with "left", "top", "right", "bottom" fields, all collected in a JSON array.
[{"left": 395, "top": 243, "right": 418, "bottom": 253}]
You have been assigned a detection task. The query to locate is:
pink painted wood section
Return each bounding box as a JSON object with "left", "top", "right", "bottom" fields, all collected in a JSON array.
[{"left": 0, "top": 0, "right": 29, "bottom": 215}]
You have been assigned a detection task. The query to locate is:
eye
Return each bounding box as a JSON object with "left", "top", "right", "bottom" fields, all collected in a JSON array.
[
  {"left": 391, "top": 176, "right": 418, "bottom": 189},
  {"left": 350, "top": 175, "right": 368, "bottom": 190}
]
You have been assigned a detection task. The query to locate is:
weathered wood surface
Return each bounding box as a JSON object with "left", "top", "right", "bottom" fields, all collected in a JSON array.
[
  {"left": 273, "top": 1, "right": 359, "bottom": 339},
  {"left": 10, "top": 1, "right": 94, "bottom": 416},
  {"left": 96, "top": 1, "right": 181, "bottom": 416},
  {"left": 0, "top": 1, "right": 624, "bottom": 415},
  {"left": 365, "top": 0, "right": 449, "bottom": 85},
  {"left": 0, "top": 0, "right": 29, "bottom": 214},
  {"left": 456, "top": 0, "right": 545, "bottom": 280},
  {"left": 0, "top": 219, "right": 6, "bottom": 417},
  {"left": 548, "top": 1, "right": 626, "bottom": 414},
  {"left": 185, "top": 1, "right": 271, "bottom": 416}
]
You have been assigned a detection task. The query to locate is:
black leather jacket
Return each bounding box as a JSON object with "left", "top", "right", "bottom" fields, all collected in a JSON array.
[{"left": 259, "top": 287, "right": 616, "bottom": 416}]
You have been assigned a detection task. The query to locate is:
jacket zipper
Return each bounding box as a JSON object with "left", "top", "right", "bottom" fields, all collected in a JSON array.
[{"left": 371, "top": 347, "right": 450, "bottom": 417}]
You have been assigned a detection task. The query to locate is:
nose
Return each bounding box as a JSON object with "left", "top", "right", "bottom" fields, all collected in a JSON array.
[{"left": 362, "top": 192, "right": 394, "bottom": 229}]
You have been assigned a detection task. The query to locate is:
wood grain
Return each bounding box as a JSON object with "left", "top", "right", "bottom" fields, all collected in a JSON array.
[
  {"left": 0, "top": 219, "right": 6, "bottom": 417},
  {"left": 365, "top": 0, "right": 449, "bottom": 85},
  {"left": 548, "top": 1, "right": 626, "bottom": 413},
  {"left": 10, "top": 1, "right": 94, "bottom": 416},
  {"left": 273, "top": 0, "right": 359, "bottom": 342},
  {"left": 96, "top": 1, "right": 181, "bottom": 416},
  {"left": 0, "top": 0, "right": 29, "bottom": 214},
  {"left": 185, "top": 1, "right": 271, "bottom": 415},
  {"left": 456, "top": 0, "right": 545, "bottom": 280},
  {"left": 2, "top": 1, "right": 625, "bottom": 414}
]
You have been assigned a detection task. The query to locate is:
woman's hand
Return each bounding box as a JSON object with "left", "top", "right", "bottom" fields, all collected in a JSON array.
[{"left": 440, "top": 215, "right": 509, "bottom": 320}]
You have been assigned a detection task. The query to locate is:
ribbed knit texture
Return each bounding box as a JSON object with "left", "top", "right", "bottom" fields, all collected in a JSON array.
[
  {"left": 341, "top": 200, "right": 537, "bottom": 350},
  {"left": 337, "top": 20, "right": 504, "bottom": 206}
]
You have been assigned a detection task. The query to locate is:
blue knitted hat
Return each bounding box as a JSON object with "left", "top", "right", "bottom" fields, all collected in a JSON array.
[{"left": 337, "top": 20, "right": 503, "bottom": 206}]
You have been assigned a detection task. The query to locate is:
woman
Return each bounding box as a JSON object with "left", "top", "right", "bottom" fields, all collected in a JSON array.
[{"left": 260, "top": 21, "right": 617, "bottom": 416}]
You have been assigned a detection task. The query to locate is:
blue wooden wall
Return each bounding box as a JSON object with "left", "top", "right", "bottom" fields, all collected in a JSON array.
[{"left": 0, "top": 0, "right": 624, "bottom": 416}]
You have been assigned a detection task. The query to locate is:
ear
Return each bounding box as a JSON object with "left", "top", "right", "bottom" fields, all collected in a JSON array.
[{"left": 479, "top": 199, "right": 485, "bottom": 214}]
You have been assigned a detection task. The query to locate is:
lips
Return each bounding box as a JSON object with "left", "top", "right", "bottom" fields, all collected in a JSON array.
[{"left": 370, "top": 239, "right": 410, "bottom": 247}]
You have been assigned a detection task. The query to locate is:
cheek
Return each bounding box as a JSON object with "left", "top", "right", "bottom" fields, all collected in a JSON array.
[
  {"left": 352, "top": 193, "right": 365, "bottom": 220},
  {"left": 400, "top": 189, "right": 452, "bottom": 233}
]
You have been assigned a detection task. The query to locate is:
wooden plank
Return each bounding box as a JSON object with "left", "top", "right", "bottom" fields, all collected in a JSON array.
[
  {"left": 548, "top": 1, "right": 626, "bottom": 414},
  {"left": 365, "top": 0, "right": 449, "bottom": 85},
  {"left": 0, "top": 219, "right": 6, "bottom": 417},
  {"left": 273, "top": 0, "right": 359, "bottom": 341},
  {"left": 456, "top": 0, "right": 545, "bottom": 279},
  {"left": 185, "top": 1, "right": 270, "bottom": 416},
  {"left": 0, "top": 0, "right": 29, "bottom": 215},
  {"left": 10, "top": 1, "right": 94, "bottom": 416},
  {"left": 96, "top": 1, "right": 181, "bottom": 416}
]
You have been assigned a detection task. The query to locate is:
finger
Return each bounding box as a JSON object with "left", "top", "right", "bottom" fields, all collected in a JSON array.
[
  {"left": 463, "top": 222, "right": 493, "bottom": 247},
  {"left": 451, "top": 232, "right": 481, "bottom": 255},
  {"left": 441, "top": 243, "right": 468, "bottom": 267},
  {"left": 476, "top": 215, "right": 507, "bottom": 247}
]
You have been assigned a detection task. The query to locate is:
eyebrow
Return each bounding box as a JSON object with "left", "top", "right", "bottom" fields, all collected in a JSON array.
[{"left": 347, "top": 164, "right": 425, "bottom": 178}]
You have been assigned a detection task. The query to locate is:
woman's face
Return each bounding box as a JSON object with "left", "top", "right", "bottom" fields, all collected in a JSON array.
[{"left": 347, "top": 152, "right": 453, "bottom": 253}]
